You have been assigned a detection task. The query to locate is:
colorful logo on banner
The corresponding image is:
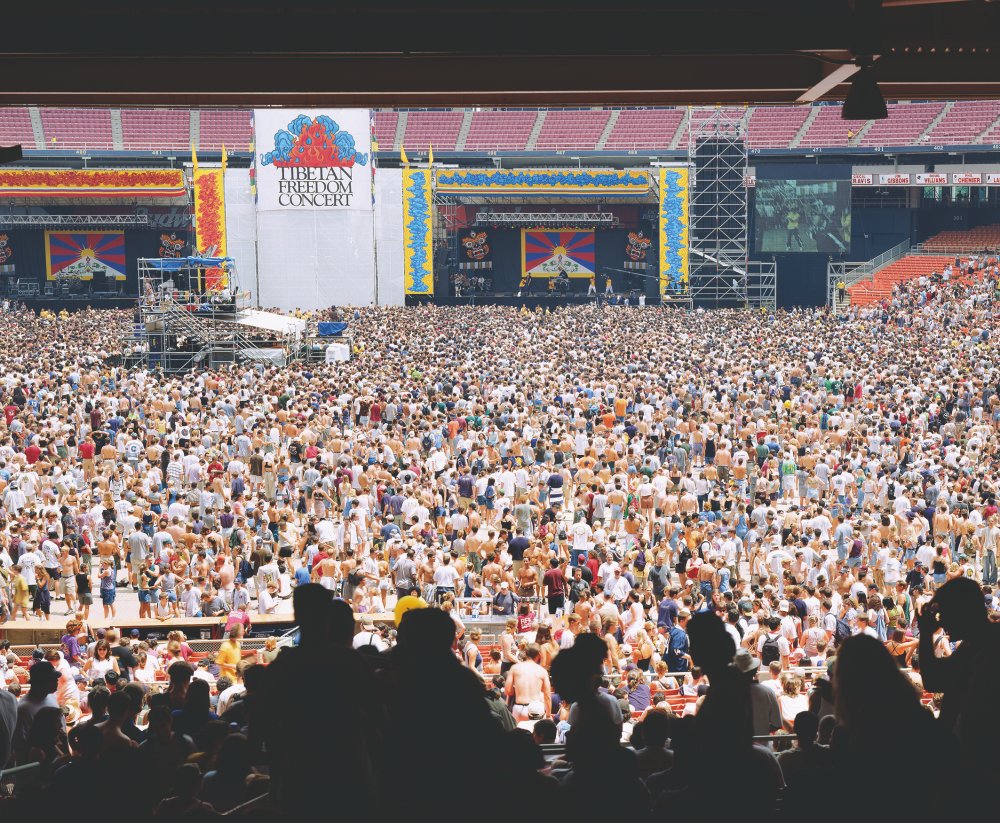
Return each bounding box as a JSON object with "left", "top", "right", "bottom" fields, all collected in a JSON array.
[
  {"left": 625, "top": 231, "right": 651, "bottom": 261},
  {"left": 463, "top": 231, "right": 490, "bottom": 261},
  {"left": 159, "top": 233, "right": 186, "bottom": 258},
  {"left": 522, "top": 230, "right": 596, "bottom": 278},
  {"left": 45, "top": 231, "right": 126, "bottom": 281},
  {"left": 403, "top": 167, "right": 433, "bottom": 295},
  {"left": 658, "top": 167, "right": 690, "bottom": 295},
  {"left": 0, "top": 234, "right": 12, "bottom": 264},
  {"left": 254, "top": 109, "right": 372, "bottom": 210}
]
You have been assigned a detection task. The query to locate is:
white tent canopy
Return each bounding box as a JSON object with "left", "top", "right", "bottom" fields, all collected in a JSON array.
[{"left": 234, "top": 309, "right": 307, "bottom": 338}]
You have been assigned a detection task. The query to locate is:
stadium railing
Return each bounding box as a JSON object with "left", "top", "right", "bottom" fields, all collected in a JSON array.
[{"left": 827, "top": 238, "right": 911, "bottom": 307}]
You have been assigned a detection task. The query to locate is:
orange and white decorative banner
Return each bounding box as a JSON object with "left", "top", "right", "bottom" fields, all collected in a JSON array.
[
  {"left": 0, "top": 169, "right": 186, "bottom": 198},
  {"left": 192, "top": 148, "right": 229, "bottom": 291}
]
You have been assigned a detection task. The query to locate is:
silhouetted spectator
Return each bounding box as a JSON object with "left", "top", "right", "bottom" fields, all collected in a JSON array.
[
  {"left": 918, "top": 576, "right": 1000, "bottom": 767},
  {"left": 261, "top": 584, "right": 379, "bottom": 818}
]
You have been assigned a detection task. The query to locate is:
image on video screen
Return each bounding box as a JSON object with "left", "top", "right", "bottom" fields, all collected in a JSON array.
[{"left": 754, "top": 179, "right": 851, "bottom": 254}]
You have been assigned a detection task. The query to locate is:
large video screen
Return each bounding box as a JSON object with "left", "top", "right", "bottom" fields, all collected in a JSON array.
[{"left": 754, "top": 179, "right": 851, "bottom": 253}]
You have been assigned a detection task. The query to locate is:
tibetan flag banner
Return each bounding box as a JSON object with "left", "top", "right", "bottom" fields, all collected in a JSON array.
[
  {"left": 45, "top": 231, "right": 126, "bottom": 281},
  {"left": 522, "top": 230, "right": 596, "bottom": 278}
]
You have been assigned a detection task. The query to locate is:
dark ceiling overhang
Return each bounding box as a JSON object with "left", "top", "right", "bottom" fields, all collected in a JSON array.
[{"left": 2, "top": 0, "right": 999, "bottom": 106}]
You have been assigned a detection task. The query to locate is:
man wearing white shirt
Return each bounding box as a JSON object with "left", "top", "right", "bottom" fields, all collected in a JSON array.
[
  {"left": 352, "top": 620, "right": 389, "bottom": 652},
  {"left": 597, "top": 554, "right": 618, "bottom": 589},
  {"left": 18, "top": 544, "right": 42, "bottom": 592},
  {"left": 217, "top": 664, "right": 247, "bottom": 716}
]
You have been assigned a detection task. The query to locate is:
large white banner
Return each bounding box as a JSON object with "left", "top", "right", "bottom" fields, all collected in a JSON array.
[{"left": 254, "top": 109, "right": 372, "bottom": 211}]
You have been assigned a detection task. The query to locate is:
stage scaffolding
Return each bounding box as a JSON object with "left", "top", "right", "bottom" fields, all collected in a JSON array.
[
  {"left": 135, "top": 257, "right": 304, "bottom": 373},
  {"left": 687, "top": 107, "right": 776, "bottom": 309}
]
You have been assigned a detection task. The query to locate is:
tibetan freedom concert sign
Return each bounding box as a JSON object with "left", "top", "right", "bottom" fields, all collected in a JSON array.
[{"left": 254, "top": 109, "right": 372, "bottom": 211}]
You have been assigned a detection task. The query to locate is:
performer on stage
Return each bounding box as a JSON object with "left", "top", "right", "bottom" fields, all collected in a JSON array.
[
  {"left": 587, "top": 274, "right": 597, "bottom": 297},
  {"left": 605, "top": 274, "right": 614, "bottom": 296},
  {"left": 554, "top": 268, "right": 570, "bottom": 293}
]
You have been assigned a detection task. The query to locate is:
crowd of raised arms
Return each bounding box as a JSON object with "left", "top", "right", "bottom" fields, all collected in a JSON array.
[{"left": 1, "top": 253, "right": 1000, "bottom": 819}]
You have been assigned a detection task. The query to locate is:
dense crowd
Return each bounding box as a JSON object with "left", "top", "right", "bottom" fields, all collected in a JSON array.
[{"left": 2, "top": 254, "right": 1000, "bottom": 817}]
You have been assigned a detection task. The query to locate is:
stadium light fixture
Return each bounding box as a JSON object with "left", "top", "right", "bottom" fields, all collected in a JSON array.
[{"left": 842, "top": 62, "right": 887, "bottom": 120}]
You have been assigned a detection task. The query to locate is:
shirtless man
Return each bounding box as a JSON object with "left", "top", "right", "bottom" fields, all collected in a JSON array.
[
  {"left": 59, "top": 545, "right": 80, "bottom": 615},
  {"left": 97, "top": 529, "right": 121, "bottom": 570},
  {"left": 311, "top": 551, "right": 340, "bottom": 592},
  {"left": 504, "top": 644, "right": 551, "bottom": 721}
]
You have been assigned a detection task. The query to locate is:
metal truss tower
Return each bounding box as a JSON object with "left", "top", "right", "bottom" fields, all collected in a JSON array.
[{"left": 687, "top": 107, "right": 776, "bottom": 309}]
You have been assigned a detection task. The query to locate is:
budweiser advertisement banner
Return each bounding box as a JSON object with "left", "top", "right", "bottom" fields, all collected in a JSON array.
[{"left": 254, "top": 109, "right": 372, "bottom": 211}]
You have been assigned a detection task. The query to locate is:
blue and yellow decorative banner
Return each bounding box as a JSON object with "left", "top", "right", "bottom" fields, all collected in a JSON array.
[
  {"left": 658, "top": 167, "right": 689, "bottom": 295},
  {"left": 403, "top": 167, "right": 433, "bottom": 295},
  {"left": 436, "top": 168, "right": 650, "bottom": 197}
]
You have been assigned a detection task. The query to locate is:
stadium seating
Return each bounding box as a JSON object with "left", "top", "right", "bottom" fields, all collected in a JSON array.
[
  {"left": 373, "top": 110, "right": 398, "bottom": 150},
  {"left": 797, "top": 105, "right": 870, "bottom": 148},
  {"left": 979, "top": 116, "right": 1000, "bottom": 145},
  {"left": 603, "top": 108, "right": 684, "bottom": 151},
  {"left": 121, "top": 109, "right": 191, "bottom": 151},
  {"left": 198, "top": 109, "right": 252, "bottom": 151},
  {"left": 9, "top": 102, "right": 1000, "bottom": 155},
  {"left": 919, "top": 224, "right": 1000, "bottom": 253},
  {"left": 746, "top": 107, "right": 810, "bottom": 149},
  {"left": 0, "top": 107, "right": 36, "bottom": 150},
  {"left": 534, "top": 109, "right": 611, "bottom": 150},
  {"left": 925, "top": 100, "right": 1000, "bottom": 145},
  {"left": 464, "top": 110, "right": 537, "bottom": 151},
  {"left": 39, "top": 108, "right": 114, "bottom": 150},
  {"left": 858, "top": 102, "right": 944, "bottom": 146},
  {"left": 402, "top": 110, "right": 464, "bottom": 151},
  {"left": 848, "top": 255, "right": 953, "bottom": 306}
]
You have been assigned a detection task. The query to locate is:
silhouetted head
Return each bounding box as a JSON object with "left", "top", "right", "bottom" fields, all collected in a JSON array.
[
  {"left": 687, "top": 611, "right": 735, "bottom": 677},
  {"left": 932, "top": 576, "right": 988, "bottom": 640},
  {"left": 396, "top": 606, "right": 456, "bottom": 658},
  {"left": 329, "top": 598, "right": 356, "bottom": 647},
  {"left": 27, "top": 661, "right": 59, "bottom": 696},
  {"left": 792, "top": 710, "right": 819, "bottom": 746},
  {"left": 551, "top": 633, "right": 608, "bottom": 704},
  {"left": 293, "top": 583, "right": 333, "bottom": 643},
  {"left": 641, "top": 710, "right": 671, "bottom": 748},
  {"left": 833, "top": 634, "right": 925, "bottom": 747}
]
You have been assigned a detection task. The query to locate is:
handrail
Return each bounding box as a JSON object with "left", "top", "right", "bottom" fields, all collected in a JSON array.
[
  {"left": 827, "top": 238, "right": 911, "bottom": 308},
  {"left": 220, "top": 790, "right": 271, "bottom": 816}
]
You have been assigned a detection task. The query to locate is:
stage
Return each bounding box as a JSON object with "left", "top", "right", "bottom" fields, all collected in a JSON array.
[
  {"left": 407, "top": 291, "right": 693, "bottom": 310},
  {"left": 15, "top": 295, "right": 138, "bottom": 312}
]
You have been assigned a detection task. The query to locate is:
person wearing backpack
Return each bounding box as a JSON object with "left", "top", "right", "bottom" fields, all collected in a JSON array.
[{"left": 757, "top": 616, "right": 789, "bottom": 670}]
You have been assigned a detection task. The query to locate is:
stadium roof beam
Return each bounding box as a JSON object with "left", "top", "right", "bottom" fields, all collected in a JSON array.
[{"left": 1, "top": 1, "right": 999, "bottom": 105}]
